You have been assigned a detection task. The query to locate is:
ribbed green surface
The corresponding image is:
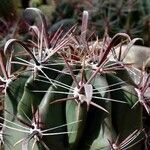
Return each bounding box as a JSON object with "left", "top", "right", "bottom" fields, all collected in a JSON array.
[{"left": 1, "top": 7, "right": 145, "bottom": 150}]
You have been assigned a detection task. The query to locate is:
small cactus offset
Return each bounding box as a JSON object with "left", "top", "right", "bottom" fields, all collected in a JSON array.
[{"left": 0, "top": 8, "right": 149, "bottom": 150}]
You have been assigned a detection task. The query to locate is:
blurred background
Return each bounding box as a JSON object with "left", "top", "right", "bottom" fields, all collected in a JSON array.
[{"left": 0, "top": 0, "right": 149, "bottom": 46}]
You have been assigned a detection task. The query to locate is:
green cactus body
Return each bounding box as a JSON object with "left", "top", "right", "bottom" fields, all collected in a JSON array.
[
  {"left": 1, "top": 8, "right": 146, "bottom": 150},
  {"left": 3, "top": 73, "right": 30, "bottom": 150},
  {"left": 72, "top": 72, "right": 115, "bottom": 150},
  {"left": 106, "top": 73, "right": 143, "bottom": 150},
  {"left": 4, "top": 73, "right": 30, "bottom": 120},
  {"left": 17, "top": 63, "right": 64, "bottom": 122},
  {"left": 66, "top": 72, "right": 89, "bottom": 149},
  {"left": 37, "top": 73, "right": 73, "bottom": 149},
  {"left": 17, "top": 74, "right": 50, "bottom": 122}
]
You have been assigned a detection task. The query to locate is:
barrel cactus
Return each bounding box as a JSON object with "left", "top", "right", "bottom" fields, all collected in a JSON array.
[{"left": 0, "top": 8, "right": 148, "bottom": 150}]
